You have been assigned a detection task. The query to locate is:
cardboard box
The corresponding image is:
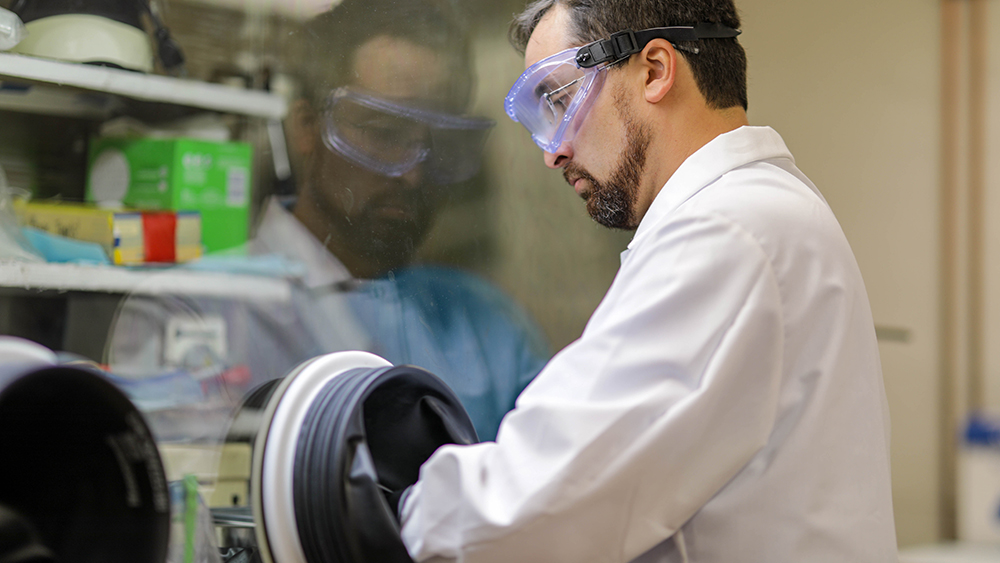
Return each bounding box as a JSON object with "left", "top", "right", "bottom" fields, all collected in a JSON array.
[
  {"left": 142, "top": 210, "right": 203, "bottom": 263},
  {"left": 86, "top": 137, "right": 252, "bottom": 254},
  {"left": 16, "top": 201, "right": 145, "bottom": 264},
  {"left": 15, "top": 201, "right": 202, "bottom": 264}
]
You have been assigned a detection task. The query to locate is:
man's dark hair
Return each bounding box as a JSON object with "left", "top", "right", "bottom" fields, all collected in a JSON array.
[
  {"left": 509, "top": 0, "right": 747, "bottom": 110},
  {"left": 296, "top": 0, "right": 474, "bottom": 110}
]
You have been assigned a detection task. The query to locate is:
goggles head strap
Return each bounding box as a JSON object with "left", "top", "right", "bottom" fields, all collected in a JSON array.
[{"left": 575, "top": 23, "right": 742, "bottom": 68}]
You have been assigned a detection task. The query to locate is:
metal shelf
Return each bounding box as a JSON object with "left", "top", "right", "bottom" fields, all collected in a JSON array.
[
  {"left": 0, "top": 52, "right": 287, "bottom": 120},
  {"left": 0, "top": 261, "right": 293, "bottom": 301},
  {"left": 0, "top": 54, "right": 290, "bottom": 298},
  {"left": 0, "top": 83, "right": 116, "bottom": 119}
]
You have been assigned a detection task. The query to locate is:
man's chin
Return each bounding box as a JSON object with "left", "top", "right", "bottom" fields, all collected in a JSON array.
[
  {"left": 358, "top": 218, "right": 431, "bottom": 258},
  {"left": 585, "top": 186, "right": 637, "bottom": 231},
  {"left": 368, "top": 214, "right": 426, "bottom": 238},
  {"left": 371, "top": 204, "right": 420, "bottom": 223}
]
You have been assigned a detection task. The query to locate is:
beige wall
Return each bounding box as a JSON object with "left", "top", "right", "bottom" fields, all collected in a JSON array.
[
  {"left": 729, "top": 0, "right": 944, "bottom": 546},
  {"left": 984, "top": 3, "right": 1000, "bottom": 414}
]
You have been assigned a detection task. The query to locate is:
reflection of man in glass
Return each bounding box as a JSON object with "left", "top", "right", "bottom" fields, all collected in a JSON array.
[
  {"left": 252, "top": 0, "right": 550, "bottom": 441},
  {"left": 283, "top": 10, "right": 493, "bottom": 280},
  {"left": 109, "top": 0, "right": 547, "bottom": 443}
]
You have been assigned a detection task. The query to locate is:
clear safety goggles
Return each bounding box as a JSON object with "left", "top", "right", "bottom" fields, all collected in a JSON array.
[
  {"left": 504, "top": 47, "right": 608, "bottom": 154},
  {"left": 505, "top": 23, "right": 741, "bottom": 152},
  {"left": 323, "top": 87, "right": 496, "bottom": 184}
]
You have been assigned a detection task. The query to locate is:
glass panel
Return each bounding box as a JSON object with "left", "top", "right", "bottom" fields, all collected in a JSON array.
[{"left": 0, "top": 0, "right": 628, "bottom": 558}]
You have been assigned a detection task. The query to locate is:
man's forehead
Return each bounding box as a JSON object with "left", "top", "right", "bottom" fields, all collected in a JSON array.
[
  {"left": 351, "top": 35, "right": 453, "bottom": 106},
  {"left": 524, "top": 5, "right": 575, "bottom": 69}
]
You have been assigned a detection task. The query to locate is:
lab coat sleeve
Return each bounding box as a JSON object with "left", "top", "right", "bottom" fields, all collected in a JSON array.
[{"left": 401, "top": 210, "right": 785, "bottom": 563}]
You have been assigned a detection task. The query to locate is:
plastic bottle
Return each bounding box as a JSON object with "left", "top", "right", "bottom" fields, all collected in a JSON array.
[{"left": 0, "top": 7, "right": 26, "bottom": 51}]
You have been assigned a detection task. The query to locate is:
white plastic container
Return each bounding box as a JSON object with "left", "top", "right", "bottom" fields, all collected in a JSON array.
[
  {"left": 958, "top": 414, "right": 1000, "bottom": 542},
  {"left": 0, "top": 7, "right": 26, "bottom": 51}
]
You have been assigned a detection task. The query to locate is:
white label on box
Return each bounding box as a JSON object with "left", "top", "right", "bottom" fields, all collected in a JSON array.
[
  {"left": 227, "top": 167, "right": 249, "bottom": 206},
  {"left": 164, "top": 315, "right": 227, "bottom": 367},
  {"left": 89, "top": 148, "right": 130, "bottom": 203}
]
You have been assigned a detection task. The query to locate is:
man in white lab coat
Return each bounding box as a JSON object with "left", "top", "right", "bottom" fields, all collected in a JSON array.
[{"left": 397, "top": 0, "right": 898, "bottom": 561}]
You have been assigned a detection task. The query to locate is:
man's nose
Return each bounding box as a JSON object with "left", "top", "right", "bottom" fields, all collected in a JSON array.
[
  {"left": 544, "top": 142, "right": 573, "bottom": 169},
  {"left": 400, "top": 164, "right": 424, "bottom": 188}
]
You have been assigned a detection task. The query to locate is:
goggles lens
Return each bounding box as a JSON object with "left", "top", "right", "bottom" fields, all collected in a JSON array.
[
  {"left": 504, "top": 48, "right": 605, "bottom": 153},
  {"left": 323, "top": 87, "right": 495, "bottom": 184},
  {"left": 506, "top": 23, "right": 742, "bottom": 152}
]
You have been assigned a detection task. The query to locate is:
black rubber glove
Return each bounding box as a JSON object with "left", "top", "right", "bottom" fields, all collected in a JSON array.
[
  {"left": 383, "top": 485, "right": 414, "bottom": 524},
  {"left": 0, "top": 505, "right": 56, "bottom": 563}
]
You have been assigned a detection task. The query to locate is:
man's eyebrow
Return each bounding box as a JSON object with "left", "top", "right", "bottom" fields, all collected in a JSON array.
[{"left": 533, "top": 78, "right": 557, "bottom": 98}]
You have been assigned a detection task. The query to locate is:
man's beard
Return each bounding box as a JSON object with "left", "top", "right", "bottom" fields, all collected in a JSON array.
[
  {"left": 325, "top": 190, "right": 435, "bottom": 272},
  {"left": 564, "top": 93, "right": 652, "bottom": 230}
]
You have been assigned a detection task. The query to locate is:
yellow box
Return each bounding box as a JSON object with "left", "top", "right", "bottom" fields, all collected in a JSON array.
[
  {"left": 175, "top": 212, "right": 202, "bottom": 263},
  {"left": 15, "top": 201, "right": 144, "bottom": 264}
]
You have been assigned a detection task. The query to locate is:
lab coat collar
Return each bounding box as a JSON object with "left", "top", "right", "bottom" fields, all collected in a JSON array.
[
  {"left": 255, "top": 198, "right": 354, "bottom": 289},
  {"left": 629, "top": 126, "right": 793, "bottom": 252}
]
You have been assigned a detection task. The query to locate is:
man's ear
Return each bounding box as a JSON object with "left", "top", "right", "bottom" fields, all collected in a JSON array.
[
  {"left": 637, "top": 39, "right": 677, "bottom": 104},
  {"left": 287, "top": 98, "right": 320, "bottom": 159}
]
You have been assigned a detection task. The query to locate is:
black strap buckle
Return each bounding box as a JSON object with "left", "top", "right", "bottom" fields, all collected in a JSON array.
[
  {"left": 575, "top": 24, "right": 741, "bottom": 69},
  {"left": 576, "top": 30, "right": 638, "bottom": 68},
  {"left": 609, "top": 30, "right": 639, "bottom": 59}
]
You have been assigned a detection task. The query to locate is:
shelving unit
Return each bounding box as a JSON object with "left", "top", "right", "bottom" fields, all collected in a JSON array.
[
  {"left": 0, "top": 51, "right": 296, "bottom": 361},
  {"left": 0, "top": 52, "right": 287, "bottom": 119},
  {"left": 0, "top": 52, "right": 291, "bottom": 299},
  {"left": 0, "top": 83, "right": 115, "bottom": 120},
  {"left": 0, "top": 261, "right": 293, "bottom": 301}
]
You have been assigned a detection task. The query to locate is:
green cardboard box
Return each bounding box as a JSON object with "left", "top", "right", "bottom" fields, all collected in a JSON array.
[{"left": 86, "top": 137, "right": 252, "bottom": 254}]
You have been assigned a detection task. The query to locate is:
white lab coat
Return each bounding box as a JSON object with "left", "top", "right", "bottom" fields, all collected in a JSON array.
[{"left": 400, "top": 126, "right": 897, "bottom": 563}]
